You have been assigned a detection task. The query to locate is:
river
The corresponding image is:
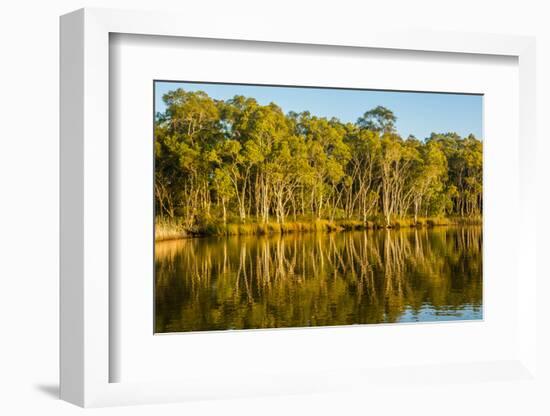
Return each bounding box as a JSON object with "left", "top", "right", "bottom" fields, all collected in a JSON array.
[{"left": 155, "top": 226, "right": 482, "bottom": 332}]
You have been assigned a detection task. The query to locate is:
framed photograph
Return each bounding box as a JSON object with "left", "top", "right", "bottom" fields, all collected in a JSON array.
[
  {"left": 60, "top": 8, "right": 538, "bottom": 407},
  {"left": 152, "top": 80, "right": 483, "bottom": 333}
]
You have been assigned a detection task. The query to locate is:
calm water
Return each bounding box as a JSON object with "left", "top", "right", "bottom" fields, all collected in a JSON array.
[{"left": 155, "top": 227, "right": 482, "bottom": 333}]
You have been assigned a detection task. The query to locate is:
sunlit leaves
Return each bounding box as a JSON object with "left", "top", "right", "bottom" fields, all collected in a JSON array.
[{"left": 154, "top": 89, "right": 482, "bottom": 226}]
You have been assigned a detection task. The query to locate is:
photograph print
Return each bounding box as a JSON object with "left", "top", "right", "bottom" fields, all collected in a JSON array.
[{"left": 154, "top": 81, "right": 483, "bottom": 333}]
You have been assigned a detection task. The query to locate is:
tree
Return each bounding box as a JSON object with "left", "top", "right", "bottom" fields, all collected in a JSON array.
[
  {"left": 213, "top": 168, "right": 234, "bottom": 225},
  {"left": 343, "top": 127, "right": 381, "bottom": 222},
  {"left": 155, "top": 89, "right": 221, "bottom": 226},
  {"left": 357, "top": 106, "right": 397, "bottom": 134},
  {"left": 410, "top": 141, "right": 447, "bottom": 222},
  {"left": 297, "top": 114, "right": 350, "bottom": 219}
]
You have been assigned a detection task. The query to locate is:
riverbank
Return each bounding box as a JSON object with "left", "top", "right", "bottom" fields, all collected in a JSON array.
[{"left": 155, "top": 216, "right": 482, "bottom": 242}]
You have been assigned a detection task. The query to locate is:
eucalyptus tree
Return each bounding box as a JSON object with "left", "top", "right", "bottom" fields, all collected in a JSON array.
[
  {"left": 342, "top": 127, "right": 381, "bottom": 222},
  {"left": 409, "top": 140, "right": 447, "bottom": 222},
  {"left": 269, "top": 134, "right": 311, "bottom": 223},
  {"left": 155, "top": 89, "right": 221, "bottom": 226},
  {"left": 213, "top": 168, "right": 234, "bottom": 225},
  {"left": 217, "top": 96, "right": 261, "bottom": 222},
  {"left": 357, "top": 106, "right": 397, "bottom": 134},
  {"left": 427, "top": 132, "right": 483, "bottom": 217},
  {"left": 378, "top": 134, "right": 420, "bottom": 226},
  {"left": 297, "top": 113, "right": 350, "bottom": 220}
]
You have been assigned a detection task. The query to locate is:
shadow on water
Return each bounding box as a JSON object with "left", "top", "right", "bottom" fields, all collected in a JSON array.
[{"left": 155, "top": 226, "right": 482, "bottom": 333}]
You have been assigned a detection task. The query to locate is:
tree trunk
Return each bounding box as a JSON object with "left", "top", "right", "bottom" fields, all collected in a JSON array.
[{"left": 222, "top": 197, "right": 227, "bottom": 226}]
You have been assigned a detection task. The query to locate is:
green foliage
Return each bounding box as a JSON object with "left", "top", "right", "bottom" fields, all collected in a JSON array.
[
  {"left": 357, "top": 105, "right": 397, "bottom": 133},
  {"left": 154, "top": 89, "right": 483, "bottom": 237}
]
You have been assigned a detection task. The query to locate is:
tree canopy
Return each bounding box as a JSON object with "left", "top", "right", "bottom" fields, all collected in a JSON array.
[{"left": 155, "top": 89, "right": 482, "bottom": 231}]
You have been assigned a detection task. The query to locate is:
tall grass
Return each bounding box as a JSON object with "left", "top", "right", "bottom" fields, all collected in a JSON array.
[
  {"left": 451, "top": 215, "right": 483, "bottom": 226},
  {"left": 155, "top": 216, "right": 482, "bottom": 241},
  {"left": 155, "top": 217, "right": 188, "bottom": 241},
  {"left": 201, "top": 219, "right": 343, "bottom": 237}
]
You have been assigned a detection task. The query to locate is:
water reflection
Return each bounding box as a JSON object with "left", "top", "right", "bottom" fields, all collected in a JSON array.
[{"left": 155, "top": 227, "right": 482, "bottom": 332}]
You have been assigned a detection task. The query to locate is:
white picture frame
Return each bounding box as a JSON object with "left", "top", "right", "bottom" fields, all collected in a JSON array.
[{"left": 60, "top": 7, "right": 537, "bottom": 407}]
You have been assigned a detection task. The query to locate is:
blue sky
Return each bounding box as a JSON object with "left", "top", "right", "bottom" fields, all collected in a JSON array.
[{"left": 154, "top": 81, "right": 483, "bottom": 140}]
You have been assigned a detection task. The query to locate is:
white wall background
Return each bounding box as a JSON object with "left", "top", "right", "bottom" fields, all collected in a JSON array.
[{"left": 0, "top": 1, "right": 548, "bottom": 415}]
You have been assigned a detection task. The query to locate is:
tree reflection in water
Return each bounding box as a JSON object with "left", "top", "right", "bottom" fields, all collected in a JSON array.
[{"left": 155, "top": 227, "right": 482, "bottom": 332}]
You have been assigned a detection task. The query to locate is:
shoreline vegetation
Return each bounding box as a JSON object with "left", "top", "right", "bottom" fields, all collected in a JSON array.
[
  {"left": 155, "top": 88, "right": 482, "bottom": 243},
  {"left": 155, "top": 216, "right": 482, "bottom": 241}
]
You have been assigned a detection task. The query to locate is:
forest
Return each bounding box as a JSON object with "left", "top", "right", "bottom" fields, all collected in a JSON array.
[{"left": 154, "top": 88, "right": 482, "bottom": 240}]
